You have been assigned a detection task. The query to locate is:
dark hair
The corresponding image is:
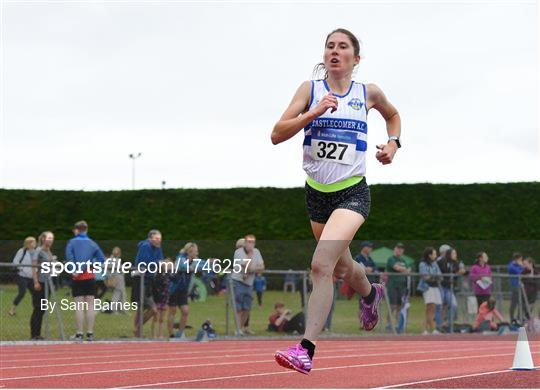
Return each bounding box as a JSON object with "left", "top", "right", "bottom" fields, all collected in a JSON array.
[
  {"left": 443, "top": 247, "right": 455, "bottom": 262},
  {"left": 422, "top": 247, "right": 436, "bottom": 262},
  {"left": 475, "top": 251, "right": 486, "bottom": 264},
  {"left": 313, "top": 28, "right": 361, "bottom": 79},
  {"left": 512, "top": 252, "right": 523, "bottom": 261},
  {"left": 487, "top": 297, "right": 496, "bottom": 311}
]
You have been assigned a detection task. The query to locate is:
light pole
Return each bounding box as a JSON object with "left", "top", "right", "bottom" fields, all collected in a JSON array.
[
  {"left": 128, "top": 153, "right": 142, "bottom": 190},
  {"left": 161, "top": 180, "right": 166, "bottom": 190}
]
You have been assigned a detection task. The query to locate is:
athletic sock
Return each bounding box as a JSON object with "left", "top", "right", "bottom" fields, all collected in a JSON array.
[
  {"left": 363, "top": 284, "right": 376, "bottom": 304},
  {"left": 300, "top": 338, "right": 316, "bottom": 359}
]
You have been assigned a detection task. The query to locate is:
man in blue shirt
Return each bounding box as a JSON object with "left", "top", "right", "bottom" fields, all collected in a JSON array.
[
  {"left": 508, "top": 252, "right": 524, "bottom": 323},
  {"left": 65, "top": 220, "right": 105, "bottom": 341},
  {"left": 354, "top": 242, "right": 378, "bottom": 283},
  {"left": 132, "top": 229, "right": 163, "bottom": 337}
]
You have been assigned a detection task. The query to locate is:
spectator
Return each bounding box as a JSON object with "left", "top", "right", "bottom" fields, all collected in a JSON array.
[
  {"left": 105, "top": 246, "right": 127, "bottom": 314},
  {"left": 508, "top": 252, "right": 524, "bottom": 324},
  {"left": 30, "top": 231, "right": 55, "bottom": 340},
  {"left": 522, "top": 257, "right": 539, "bottom": 318},
  {"left": 436, "top": 244, "right": 451, "bottom": 262},
  {"left": 152, "top": 257, "right": 172, "bottom": 338},
  {"left": 65, "top": 220, "right": 105, "bottom": 341},
  {"left": 438, "top": 247, "right": 465, "bottom": 328},
  {"left": 354, "top": 241, "right": 378, "bottom": 283},
  {"left": 132, "top": 229, "right": 163, "bottom": 337},
  {"left": 9, "top": 237, "right": 37, "bottom": 316},
  {"left": 417, "top": 247, "right": 442, "bottom": 335},
  {"left": 434, "top": 244, "right": 451, "bottom": 328},
  {"left": 268, "top": 302, "right": 305, "bottom": 334},
  {"left": 254, "top": 273, "right": 267, "bottom": 308},
  {"left": 385, "top": 243, "right": 410, "bottom": 327},
  {"left": 168, "top": 243, "right": 197, "bottom": 338},
  {"left": 283, "top": 269, "right": 296, "bottom": 293},
  {"left": 231, "top": 234, "right": 265, "bottom": 335},
  {"left": 470, "top": 252, "right": 493, "bottom": 309},
  {"left": 472, "top": 297, "right": 506, "bottom": 332},
  {"left": 95, "top": 261, "right": 107, "bottom": 300}
]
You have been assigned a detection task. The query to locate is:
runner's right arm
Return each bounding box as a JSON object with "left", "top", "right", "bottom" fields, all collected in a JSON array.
[{"left": 271, "top": 81, "right": 337, "bottom": 145}]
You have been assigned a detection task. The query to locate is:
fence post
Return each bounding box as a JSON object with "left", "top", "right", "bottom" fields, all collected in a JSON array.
[
  {"left": 44, "top": 276, "right": 50, "bottom": 340},
  {"left": 517, "top": 274, "right": 523, "bottom": 324},
  {"left": 48, "top": 275, "right": 65, "bottom": 341},
  {"left": 225, "top": 276, "right": 230, "bottom": 336},
  {"left": 138, "top": 272, "right": 144, "bottom": 338},
  {"left": 449, "top": 273, "right": 454, "bottom": 334}
]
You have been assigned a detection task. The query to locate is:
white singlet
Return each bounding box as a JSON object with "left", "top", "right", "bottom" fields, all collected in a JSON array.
[{"left": 303, "top": 79, "right": 368, "bottom": 185}]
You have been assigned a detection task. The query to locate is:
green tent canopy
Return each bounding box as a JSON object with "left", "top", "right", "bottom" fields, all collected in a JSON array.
[{"left": 370, "top": 247, "right": 416, "bottom": 270}]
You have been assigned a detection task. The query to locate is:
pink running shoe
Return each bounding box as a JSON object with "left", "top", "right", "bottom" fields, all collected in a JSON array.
[
  {"left": 360, "top": 283, "right": 384, "bottom": 331},
  {"left": 274, "top": 344, "right": 312, "bottom": 374}
]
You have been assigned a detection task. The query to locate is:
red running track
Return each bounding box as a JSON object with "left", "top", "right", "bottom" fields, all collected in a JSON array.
[{"left": 0, "top": 337, "right": 538, "bottom": 388}]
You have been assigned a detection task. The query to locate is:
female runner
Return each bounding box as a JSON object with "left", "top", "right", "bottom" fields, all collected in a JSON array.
[{"left": 272, "top": 28, "right": 401, "bottom": 374}]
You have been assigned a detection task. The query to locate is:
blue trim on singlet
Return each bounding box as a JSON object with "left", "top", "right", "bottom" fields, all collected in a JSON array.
[
  {"left": 362, "top": 83, "right": 368, "bottom": 115},
  {"left": 323, "top": 79, "right": 354, "bottom": 98},
  {"left": 308, "top": 80, "right": 314, "bottom": 108},
  {"left": 303, "top": 136, "right": 367, "bottom": 151},
  {"left": 306, "top": 117, "right": 367, "bottom": 134}
]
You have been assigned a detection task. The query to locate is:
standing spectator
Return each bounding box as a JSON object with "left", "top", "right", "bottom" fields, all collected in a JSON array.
[
  {"left": 434, "top": 243, "right": 451, "bottom": 328},
  {"left": 470, "top": 252, "right": 493, "bottom": 309},
  {"left": 168, "top": 243, "right": 197, "bottom": 338},
  {"left": 438, "top": 247, "right": 466, "bottom": 328},
  {"left": 521, "top": 257, "right": 538, "bottom": 319},
  {"left": 283, "top": 270, "right": 297, "bottom": 293},
  {"left": 472, "top": 297, "right": 506, "bottom": 332},
  {"left": 132, "top": 229, "right": 163, "bottom": 337},
  {"left": 436, "top": 244, "right": 451, "bottom": 262},
  {"left": 65, "top": 221, "right": 105, "bottom": 341},
  {"left": 108, "top": 246, "right": 127, "bottom": 313},
  {"left": 385, "top": 243, "right": 410, "bottom": 328},
  {"left": 231, "top": 234, "right": 265, "bottom": 335},
  {"left": 30, "top": 231, "right": 55, "bottom": 340},
  {"left": 354, "top": 241, "right": 378, "bottom": 283},
  {"left": 508, "top": 252, "right": 525, "bottom": 324},
  {"left": 254, "top": 273, "right": 267, "bottom": 308},
  {"left": 152, "top": 258, "right": 172, "bottom": 338},
  {"left": 9, "top": 237, "right": 37, "bottom": 316},
  {"left": 417, "top": 247, "right": 442, "bottom": 335}
]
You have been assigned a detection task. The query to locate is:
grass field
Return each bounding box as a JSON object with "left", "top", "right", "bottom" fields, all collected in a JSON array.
[{"left": 0, "top": 284, "right": 518, "bottom": 341}]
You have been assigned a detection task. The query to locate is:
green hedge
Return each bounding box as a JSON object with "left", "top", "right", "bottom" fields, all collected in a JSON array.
[{"left": 0, "top": 183, "right": 539, "bottom": 265}]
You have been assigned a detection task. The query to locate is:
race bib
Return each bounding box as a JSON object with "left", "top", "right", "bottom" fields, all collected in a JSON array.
[{"left": 310, "top": 128, "right": 356, "bottom": 165}]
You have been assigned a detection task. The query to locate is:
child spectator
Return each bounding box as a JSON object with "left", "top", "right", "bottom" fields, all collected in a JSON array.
[
  {"left": 283, "top": 270, "right": 296, "bottom": 292},
  {"left": 268, "top": 302, "right": 305, "bottom": 334},
  {"left": 472, "top": 297, "right": 506, "bottom": 332},
  {"left": 254, "top": 273, "right": 267, "bottom": 307},
  {"left": 508, "top": 252, "right": 524, "bottom": 323}
]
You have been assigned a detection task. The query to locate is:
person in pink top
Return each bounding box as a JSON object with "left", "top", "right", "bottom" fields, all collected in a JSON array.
[
  {"left": 472, "top": 297, "right": 505, "bottom": 331},
  {"left": 469, "top": 251, "right": 493, "bottom": 309}
]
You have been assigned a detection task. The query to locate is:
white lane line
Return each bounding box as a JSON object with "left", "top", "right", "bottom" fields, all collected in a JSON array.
[
  {"left": 1, "top": 341, "right": 461, "bottom": 363},
  {"left": 0, "top": 345, "right": 509, "bottom": 370},
  {"left": 0, "top": 348, "right": 524, "bottom": 382},
  {"left": 117, "top": 352, "right": 540, "bottom": 389},
  {"left": 378, "top": 365, "right": 540, "bottom": 388}
]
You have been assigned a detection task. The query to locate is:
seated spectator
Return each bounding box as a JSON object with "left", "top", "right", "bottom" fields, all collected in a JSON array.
[
  {"left": 268, "top": 302, "right": 305, "bottom": 334},
  {"left": 472, "top": 297, "right": 506, "bottom": 332}
]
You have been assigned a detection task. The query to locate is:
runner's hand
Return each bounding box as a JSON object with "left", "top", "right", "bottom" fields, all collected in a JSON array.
[
  {"left": 376, "top": 143, "right": 397, "bottom": 165},
  {"left": 311, "top": 91, "right": 338, "bottom": 116}
]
